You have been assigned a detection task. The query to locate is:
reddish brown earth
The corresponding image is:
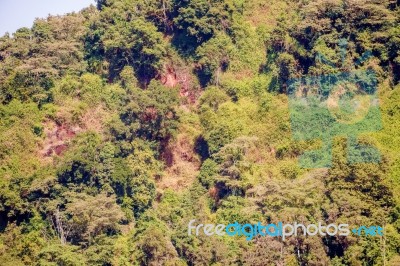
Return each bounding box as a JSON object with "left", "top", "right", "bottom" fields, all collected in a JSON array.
[
  {"left": 159, "top": 64, "right": 202, "bottom": 104},
  {"left": 41, "top": 121, "right": 81, "bottom": 157},
  {"left": 157, "top": 133, "right": 201, "bottom": 191},
  {"left": 40, "top": 106, "right": 107, "bottom": 160}
]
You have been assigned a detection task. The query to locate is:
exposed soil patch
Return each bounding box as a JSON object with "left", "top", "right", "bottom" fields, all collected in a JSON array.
[
  {"left": 40, "top": 106, "right": 107, "bottom": 161},
  {"left": 159, "top": 63, "right": 202, "bottom": 104},
  {"left": 160, "top": 65, "right": 178, "bottom": 88},
  {"left": 158, "top": 133, "right": 201, "bottom": 191},
  {"left": 40, "top": 121, "right": 81, "bottom": 158}
]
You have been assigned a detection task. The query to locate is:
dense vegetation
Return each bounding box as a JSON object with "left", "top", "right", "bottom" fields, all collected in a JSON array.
[{"left": 0, "top": 0, "right": 399, "bottom": 265}]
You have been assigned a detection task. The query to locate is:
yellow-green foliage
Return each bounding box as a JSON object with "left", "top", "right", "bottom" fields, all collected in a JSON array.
[{"left": 0, "top": 0, "right": 399, "bottom": 265}]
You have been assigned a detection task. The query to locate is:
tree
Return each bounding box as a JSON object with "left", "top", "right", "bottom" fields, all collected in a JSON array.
[
  {"left": 87, "top": 2, "right": 167, "bottom": 84},
  {"left": 117, "top": 81, "right": 179, "bottom": 143},
  {"left": 196, "top": 33, "right": 235, "bottom": 86},
  {"left": 61, "top": 193, "right": 125, "bottom": 244},
  {"left": 172, "top": 0, "right": 237, "bottom": 51}
]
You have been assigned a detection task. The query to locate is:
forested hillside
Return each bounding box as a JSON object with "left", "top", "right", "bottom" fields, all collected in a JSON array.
[{"left": 0, "top": 0, "right": 399, "bottom": 265}]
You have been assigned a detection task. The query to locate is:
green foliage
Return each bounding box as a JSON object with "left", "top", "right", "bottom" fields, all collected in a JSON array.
[
  {"left": 199, "top": 86, "right": 229, "bottom": 111},
  {"left": 119, "top": 66, "right": 138, "bottom": 89},
  {"left": 196, "top": 33, "right": 235, "bottom": 85},
  {"left": 87, "top": 3, "right": 167, "bottom": 84},
  {"left": 36, "top": 243, "right": 87, "bottom": 266},
  {"left": 198, "top": 159, "right": 219, "bottom": 188},
  {"left": 212, "top": 136, "right": 259, "bottom": 196},
  {"left": 172, "top": 0, "right": 238, "bottom": 51},
  {"left": 325, "top": 138, "right": 394, "bottom": 223},
  {"left": 0, "top": 0, "right": 399, "bottom": 265},
  {"left": 62, "top": 193, "right": 125, "bottom": 244},
  {"left": 115, "top": 80, "right": 180, "bottom": 143}
]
